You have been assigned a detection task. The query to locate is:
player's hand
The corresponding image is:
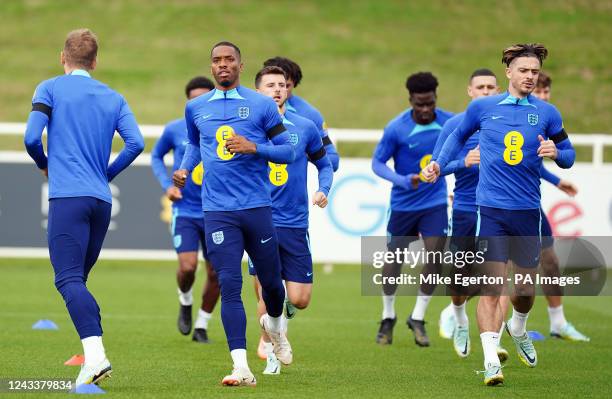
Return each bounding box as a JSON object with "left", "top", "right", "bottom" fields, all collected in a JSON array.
[
  {"left": 41, "top": 168, "right": 48, "bottom": 178},
  {"left": 537, "top": 135, "right": 557, "bottom": 160},
  {"left": 464, "top": 145, "right": 480, "bottom": 167},
  {"left": 166, "top": 186, "right": 183, "bottom": 202},
  {"left": 312, "top": 191, "right": 328, "bottom": 208},
  {"left": 557, "top": 179, "right": 578, "bottom": 197},
  {"left": 421, "top": 161, "right": 440, "bottom": 183},
  {"left": 173, "top": 169, "right": 188, "bottom": 188},
  {"left": 409, "top": 174, "right": 420, "bottom": 189},
  {"left": 225, "top": 134, "right": 257, "bottom": 154}
]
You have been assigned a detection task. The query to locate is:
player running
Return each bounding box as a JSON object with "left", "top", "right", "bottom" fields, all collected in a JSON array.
[
  {"left": 173, "top": 42, "right": 295, "bottom": 387},
  {"left": 431, "top": 68, "right": 501, "bottom": 358},
  {"left": 263, "top": 56, "right": 339, "bottom": 171},
  {"left": 24, "top": 29, "right": 144, "bottom": 387},
  {"left": 249, "top": 66, "right": 333, "bottom": 374},
  {"left": 372, "top": 72, "right": 453, "bottom": 347},
  {"left": 531, "top": 72, "right": 589, "bottom": 341},
  {"left": 423, "top": 43, "right": 576, "bottom": 386},
  {"left": 151, "top": 76, "right": 220, "bottom": 343}
]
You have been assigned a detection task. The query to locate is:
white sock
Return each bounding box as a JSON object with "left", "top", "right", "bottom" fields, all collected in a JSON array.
[
  {"left": 266, "top": 314, "right": 281, "bottom": 333},
  {"left": 452, "top": 302, "right": 468, "bottom": 328},
  {"left": 178, "top": 287, "right": 193, "bottom": 306},
  {"left": 82, "top": 336, "right": 106, "bottom": 366},
  {"left": 480, "top": 332, "right": 501, "bottom": 369},
  {"left": 548, "top": 305, "right": 567, "bottom": 333},
  {"left": 382, "top": 295, "right": 396, "bottom": 319},
  {"left": 230, "top": 348, "right": 249, "bottom": 370},
  {"left": 194, "top": 309, "right": 212, "bottom": 330},
  {"left": 281, "top": 313, "right": 289, "bottom": 333},
  {"left": 411, "top": 291, "right": 432, "bottom": 321},
  {"left": 509, "top": 309, "right": 529, "bottom": 337},
  {"left": 263, "top": 342, "right": 274, "bottom": 356},
  {"left": 497, "top": 321, "right": 505, "bottom": 345}
]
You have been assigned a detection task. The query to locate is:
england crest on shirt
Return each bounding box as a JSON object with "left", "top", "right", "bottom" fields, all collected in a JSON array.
[
  {"left": 238, "top": 107, "right": 249, "bottom": 119},
  {"left": 527, "top": 113, "right": 538, "bottom": 126},
  {"left": 289, "top": 133, "right": 299, "bottom": 146},
  {"left": 212, "top": 231, "right": 224, "bottom": 244}
]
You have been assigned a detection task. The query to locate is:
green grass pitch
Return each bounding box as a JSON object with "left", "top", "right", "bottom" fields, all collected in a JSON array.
[{"left": 1, "top": 258, "right": 611, "bottom": 398}]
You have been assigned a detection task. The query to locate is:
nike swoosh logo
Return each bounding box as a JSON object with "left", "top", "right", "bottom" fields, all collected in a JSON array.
[
  {"left": 520, "top": 346, "right": 536, "bottom": 364},
  {"left": 261, "top": 237, "right": 272, "bottom": 244},
  {"left": 201, "top": 114, "right": 213, "bottom": 120},
  {"left": 462, "top": 340, "right": 468, "bottom": 355},
  {"left": 306, "top": 272, "right": 313, "bottom": 277},
  {"left": 491, "top": 116, "right": 503, "bottom": 120},
  {"left": 409, "top": 143, "right": 419, "bottom": 148}
]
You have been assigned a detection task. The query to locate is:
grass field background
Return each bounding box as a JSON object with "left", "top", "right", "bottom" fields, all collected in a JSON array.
[
  {"left": 1, "top": 0, "right": 611, "bottom": 134},
  {"left": 1, "top": 258, "right": 611, "bottom": 398}
]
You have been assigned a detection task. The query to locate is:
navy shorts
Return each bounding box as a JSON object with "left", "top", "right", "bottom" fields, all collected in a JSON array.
[
  {"left": 171, "top": 214, "right": 208, "bottom": 259},
  {"left": 249, "top": 227, "right": 313, "bottom": 284},
  {"left": 477, "top": 206, "right": 542, "bottom": 268},
  {"left": 540, "top": 208, "right": 554, "bottom": 249},
  {"left": 386, "top": 204, "right": 448, "bottom": 249},
  {"left": 449, "top": 209, "right": 478, "bottom": 253},
  {"left": 205, "top": 206, "right": 282, "bottom": 289}
]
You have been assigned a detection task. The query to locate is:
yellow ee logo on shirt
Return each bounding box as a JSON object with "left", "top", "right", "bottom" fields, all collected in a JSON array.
[
  {"left": 418, "top": 154, "right": 432, "bottom": 182},
  {"left": 191, "top": 162, "right": 204, "bottom": 186},
  {"left": 216, "top": 125, "right": 235, "bottom": 161},
  {"left": 503, "top": 131, "right": 524, "bottom": 165},
  {"left": 269, "top": 162, "right": 288, "bottom": 186}
]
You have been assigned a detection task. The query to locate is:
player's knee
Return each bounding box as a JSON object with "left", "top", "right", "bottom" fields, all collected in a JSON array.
[
  {"left": 287, "top": 285, "right": 312, "bottom": 309},
  {"left": 291, "top": 295, "right": 310, "bottom": 309},
  {"left": 217, "top": 274, "right": 242, "bottom": 301},
  {"left": 178, "top": 258, "right": 197, "bottom": 274},
  {"left": 54, "top": 279, "right": 85, "bottom": 301},
  {"left": 540, "top": 249, "right": 560, "bottom": 275}
]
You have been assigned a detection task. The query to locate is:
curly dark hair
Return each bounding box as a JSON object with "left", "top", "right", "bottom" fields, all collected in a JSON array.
[
  {"left": 263, "top": 56, "right": 303, "bottom": 87},
  {"left": 502, "top": 43, "right": 548, "bottom": 67},
  {"left": 405, "top": 72, "right": 438, "bottom": 94},
  {"left": 184, "top": 76, "right": 214, "bottom": 98}
]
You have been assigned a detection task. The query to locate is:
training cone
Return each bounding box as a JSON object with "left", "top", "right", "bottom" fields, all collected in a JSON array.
[
  {"left": 528, "top": 330, "right": 546, "bottom": 341},
  {"left": 64, "top": 355, "right": 85, "bottom": 366},
  {"left": 32, "top": 319, "right": 59, "bottom": 330},
  {"left": 70, "top": 384, "right": 106, "bottom": 394}
]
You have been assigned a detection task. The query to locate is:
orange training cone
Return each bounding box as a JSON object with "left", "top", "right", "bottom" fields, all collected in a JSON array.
[{"left": 64, "top": 354, "right": 85, "bottom": 366}]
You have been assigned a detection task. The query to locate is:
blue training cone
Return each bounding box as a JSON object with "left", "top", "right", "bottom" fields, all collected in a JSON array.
[
  {"left": 70, "top": 384, "right": 106, "bottom": 394},
  {"left": 32, "top": 319, "right": 59, "bottom": 330},
  {"left": 528, "top": 330, "right": 546, "bottom": 341}
]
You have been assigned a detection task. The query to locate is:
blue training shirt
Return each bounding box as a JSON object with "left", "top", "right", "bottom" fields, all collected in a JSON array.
[
  {"left": 287, "top": 95, "right": 339, "bottom": 171},
  {"left": 435, "top": 92, "right": 575, "bottom": 210},
  {"left": 268, "top": 111, "right": 333, "bottom": 228},
  {"left": 373, "top": 108, "right": 454, "bottom": 211},
  {"left": 433, "top": 112, "right": 562, "bottom": 213},
  {"left": 25, "top": 70, "right": 144, "bottom": 204},
  {"left": 151, "top": 118, "right": 204, "bottom": 219},
  {"left": 432, "top": 112, "right": 479, "bottom": 212},
  {"left": 182, "top": 86, "right": 288, "bottom": 212}
]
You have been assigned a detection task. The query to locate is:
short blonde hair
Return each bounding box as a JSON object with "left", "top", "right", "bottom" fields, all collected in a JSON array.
[{"left": 63, "top": 29, "right": 98, "bottom": 69}]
